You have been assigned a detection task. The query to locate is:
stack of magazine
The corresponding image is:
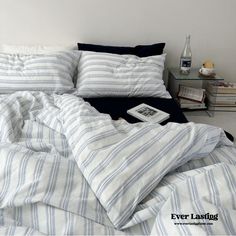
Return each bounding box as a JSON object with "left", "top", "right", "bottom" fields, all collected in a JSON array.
[
  {"left": 206, "top": 82, "right": 236, "bottom": 111},
  {"left": 177, "top": 85, "right": 206, "bottom": 109}
]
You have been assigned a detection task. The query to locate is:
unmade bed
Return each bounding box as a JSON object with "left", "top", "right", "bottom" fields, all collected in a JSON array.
[
  {"left": 0, "top": 46, "right": 235, "bottom": 235},
  {"left": 0, "top": 91, "right": 236, "bottom": 235}
]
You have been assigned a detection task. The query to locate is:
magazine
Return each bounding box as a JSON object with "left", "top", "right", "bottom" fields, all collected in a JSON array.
[
  {"left": 127, "top": 103, "right": 170, "bottom": 123},
  {"left": 207, "top": 81, "right": 236, "bottom": 94},
  {"left": 208, "top": 104, "right": 236, "bottom": 112},
  {"left": 178, "top": 85, "right": 205, "bottom": 102},
  {"left": 206, "top": 92, "right": 236, "bottom": 105},
  {"left": 179, "top": 98, "right": 206, "bottom": 109}
]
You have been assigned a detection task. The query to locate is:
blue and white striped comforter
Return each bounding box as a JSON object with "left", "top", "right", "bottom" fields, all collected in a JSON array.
[{"left": 0, "top": 91, "right": 235, "bottom": 235}]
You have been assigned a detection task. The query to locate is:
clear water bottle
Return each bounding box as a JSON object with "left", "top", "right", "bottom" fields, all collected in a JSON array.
[{"left": 180, "top": 35, "right": 192, "bottom": 74}]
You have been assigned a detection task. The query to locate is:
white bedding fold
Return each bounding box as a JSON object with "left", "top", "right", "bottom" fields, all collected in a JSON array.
[
  {"left": 0, "top": 91, "right": 235, "bottom": 235},
  {"left": 57, "top": 94, "right": 233, "bottom": 229}
]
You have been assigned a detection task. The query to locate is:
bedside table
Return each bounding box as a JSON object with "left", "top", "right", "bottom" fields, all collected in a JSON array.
[
  {"left": 168, "top": 68, "right": 224, "bottom": 116},
  {"left": 168, "top": 68, "right": 224, "bottom": 99}
]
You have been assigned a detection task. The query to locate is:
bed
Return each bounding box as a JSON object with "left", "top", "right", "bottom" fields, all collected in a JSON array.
[{"left": 0, "top": 46, "right": 236, "bottom": 235}]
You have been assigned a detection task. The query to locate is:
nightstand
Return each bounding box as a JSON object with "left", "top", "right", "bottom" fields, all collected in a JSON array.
[
  {"left": 168, "top": 68, "right": 224, "bottom": 99},
  {"left": 168, "top": 69, "right": 234, "bottom": 142},
  {"left": 168, "top": 68, "right": 224, "bottom": 116}
]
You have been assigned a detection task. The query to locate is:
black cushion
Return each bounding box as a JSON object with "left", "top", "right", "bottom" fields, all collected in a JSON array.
[
  {"left": 78, "top": 42, "right": 165, "bottom": 57},
  {"left": 135, "top": 43, "right": 165, "bottom": 57}
]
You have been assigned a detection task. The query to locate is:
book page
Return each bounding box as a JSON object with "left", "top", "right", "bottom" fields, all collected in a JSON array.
[{"left": 178, "top": 86, "right": 204, "bottom": 102}]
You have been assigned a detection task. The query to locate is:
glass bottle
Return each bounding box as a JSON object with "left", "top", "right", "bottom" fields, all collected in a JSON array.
[{"left": 180, "top": 35, "right": 192, "bottom": 74}]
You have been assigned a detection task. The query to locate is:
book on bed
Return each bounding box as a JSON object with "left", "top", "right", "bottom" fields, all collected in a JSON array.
[{"left": 127, "top": 103, "right": 170, "bottom": 123}]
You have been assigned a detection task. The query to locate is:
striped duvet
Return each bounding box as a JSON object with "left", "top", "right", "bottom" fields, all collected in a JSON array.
[{"left": 0, "top": 91, "right": 236, "bottom": 235}]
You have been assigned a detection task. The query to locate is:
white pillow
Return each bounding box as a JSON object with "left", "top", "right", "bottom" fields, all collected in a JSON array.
[
  {"left": 0, "top": 51, "right": 80, "bottom": 94},
  {"left": 76, "top": 51, "right": 171, "bottom": 98},
  {"left": 0, "top": 44, "right": 76, "bottom": 54}
]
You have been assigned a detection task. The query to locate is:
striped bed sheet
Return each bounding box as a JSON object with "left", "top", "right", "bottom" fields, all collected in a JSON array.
[{"left": 0, "top": 91, "right": 236, "bottom": 235}]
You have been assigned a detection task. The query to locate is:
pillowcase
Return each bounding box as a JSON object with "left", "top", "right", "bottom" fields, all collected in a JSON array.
[
  {"left": 78, "top": 42, "right": 165, "bottom": 57},
  {"left": 0, "top": 51, "right": 80, "bottom": 94},
  {"left": 76, "top": 51, "right": 170, "bottom": 98}
]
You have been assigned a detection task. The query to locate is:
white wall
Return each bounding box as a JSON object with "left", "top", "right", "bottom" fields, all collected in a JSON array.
[{"left": 0, "top": 0, "right": 236, "bottom": 81}]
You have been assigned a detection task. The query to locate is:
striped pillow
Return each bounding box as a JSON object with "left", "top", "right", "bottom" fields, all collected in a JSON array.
[
  {"left": 0, "top": 51, "right": 80, "bottom": 94},
  {"left": 76, "top": 51, "right": 171, "bottom": 98}
]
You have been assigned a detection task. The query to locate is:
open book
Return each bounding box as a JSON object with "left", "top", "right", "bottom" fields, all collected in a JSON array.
[{"left": 178, "top": 85, "right": 205, "bottom": 102}]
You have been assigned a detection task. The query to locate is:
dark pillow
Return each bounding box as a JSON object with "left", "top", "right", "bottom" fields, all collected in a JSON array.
[
  {"left": 78, "top": 43, "right": 135, "bottom": 55},
  {"left": 135, "top": 43, "right": 165, "bottom": 57},
  {"left": 77, "top": 42, "right": 165, "bottom": 57}
]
